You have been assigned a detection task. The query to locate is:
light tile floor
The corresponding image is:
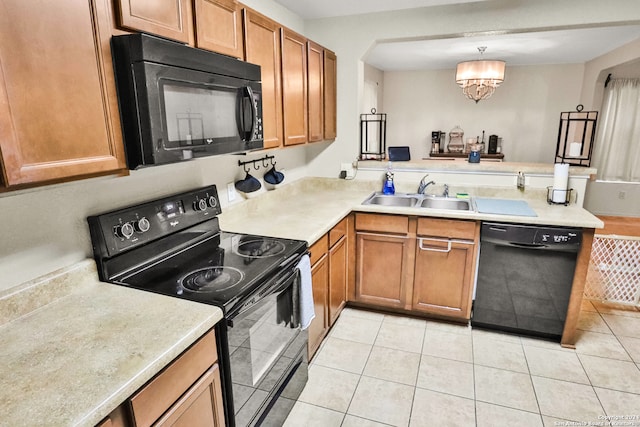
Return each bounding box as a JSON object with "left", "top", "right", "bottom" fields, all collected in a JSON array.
[{"left": 283, "top": 300, "right": 640, "bottom": 427}]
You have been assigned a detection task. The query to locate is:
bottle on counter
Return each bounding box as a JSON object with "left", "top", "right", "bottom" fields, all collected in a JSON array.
[{"left": 382, "top": 163, "right": 395, "bottom": 195}]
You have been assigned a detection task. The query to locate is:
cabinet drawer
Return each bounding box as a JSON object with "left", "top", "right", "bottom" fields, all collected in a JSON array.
[
  {"left": 329, "top": 218, "right": 347, "bottom": 247},
  {"left": 130, "top": 329, "right": 218, "bottom": 427},
  {"left": 355, "top": 214, "right": 408, "bottom": 234},
  {"left": 417, "top": 218, "right": 477, "bottom": 240},
  {"left": 310, "top": 235, "right": 329, "bottom": 265}
]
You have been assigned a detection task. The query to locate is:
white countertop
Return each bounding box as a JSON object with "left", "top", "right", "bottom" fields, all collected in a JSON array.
[
  {"left": 220, "top": 177, "right": 603, "bottom": 244},
  {"left": 0, "top": 260, "right": 223, "bottom": 427}
]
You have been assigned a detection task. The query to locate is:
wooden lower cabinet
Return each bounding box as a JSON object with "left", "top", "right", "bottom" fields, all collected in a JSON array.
[
  {"left": 154, "top": 364, "right": 225, "bottom": 427},
  {"left": 328, "top": 235, "right": 347, "bottom": 324},
  {"left": 355, "top": 231, "right": 411, "bottom": 309},
  {"left": 354, "top": 213, "right": 479, "bottom": 321},
  {"left": 97, "top": 328, "right": 225, "bottom": 427},
  {"left": 307, "top": 216, "right": 351, "bottom": 359},
  {"left": 308, "top": 236, "right": 329, "bottom": 358},
  {"left": 413, "top": 236, "right": 477, "bottom": 319}
]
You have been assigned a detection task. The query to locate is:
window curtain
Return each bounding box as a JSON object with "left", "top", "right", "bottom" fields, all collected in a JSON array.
[{"left": 593, "top": 78, "right": 640, "bottom": 181}]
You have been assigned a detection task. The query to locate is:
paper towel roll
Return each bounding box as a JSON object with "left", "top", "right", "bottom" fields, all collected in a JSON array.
[
  {"left": 552, "top": 163, "right": 569, "bottom": 203},
  {"left": 569, "top": 142, "right": 581, "bottom": 157}
]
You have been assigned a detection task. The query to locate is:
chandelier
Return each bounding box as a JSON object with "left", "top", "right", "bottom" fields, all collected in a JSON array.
[{"left": 455, "top": 47, "right": 505, "bottom": 103}]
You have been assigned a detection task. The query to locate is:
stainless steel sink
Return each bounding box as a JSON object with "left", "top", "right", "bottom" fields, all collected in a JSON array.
[
  {"left": 420, "top": 197, "right": 472, "bottom": 211},
  {"left": 361, "top": 192, "right": 474, "bottom": 212},
  {"left": 362, "top": 193, "right": 420, "bottom": 207}
]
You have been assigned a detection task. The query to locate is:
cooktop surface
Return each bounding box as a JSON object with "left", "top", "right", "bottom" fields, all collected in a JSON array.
[{"left": 119, "top": 231, "right": 307, "bottom": 309}]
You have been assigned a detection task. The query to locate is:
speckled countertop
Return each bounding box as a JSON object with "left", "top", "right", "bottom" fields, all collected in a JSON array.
[
  {"left": 219, "top": 177, "right": 603, "bottom": 243},
  {"left": 0, "top": 260, "right": 222, "bottom": 427}
]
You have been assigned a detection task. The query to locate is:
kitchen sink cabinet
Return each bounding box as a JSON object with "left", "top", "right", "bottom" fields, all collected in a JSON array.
[
  {"left": 281, "top": 27, "right": 308, "bottom": 146},
  {"left": 0, "top": 0, "right": 127, "bottom": 188},
  {"left": 354, "top": 214, "right": 415, "bottom": 310},
  {"left": 413, "top": 218, "right": 479, "bottom": 320},
  {"left": 354, "top": 214, "right": 479, "bottom": 321},
  {"left": 243, "top": 8, "right": 283, "bottom": 149}
]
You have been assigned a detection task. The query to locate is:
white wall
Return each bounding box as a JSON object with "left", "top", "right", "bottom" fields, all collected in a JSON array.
[
  {"left": 382, "top": 64, "right": 584, "bottom": 162},
  {"left": 304, "top": 0, "right": 640, "bottom": 178}
]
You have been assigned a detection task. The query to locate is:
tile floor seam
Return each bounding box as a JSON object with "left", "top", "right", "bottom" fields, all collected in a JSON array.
[
  {"left": 340, "top": 318, "right": 380, "bottom": 424},
  {"left": 520, "top": 336, "right": 543, "bottom": 419},
  {"left": 471, "top": 328, "right": 478, "bottom": 426}
]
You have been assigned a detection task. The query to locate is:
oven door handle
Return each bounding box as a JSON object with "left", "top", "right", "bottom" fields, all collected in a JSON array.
[{"left": 227, "top": 270, "right": 296, "bottom": 324}]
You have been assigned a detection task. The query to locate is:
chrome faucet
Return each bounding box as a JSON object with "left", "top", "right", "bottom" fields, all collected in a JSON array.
[
  {"left": 442, "top": 184, "right": 449, "bottom": 198},
  {"left": 418, "top": 174, "right": 436, "bottom": 194}
]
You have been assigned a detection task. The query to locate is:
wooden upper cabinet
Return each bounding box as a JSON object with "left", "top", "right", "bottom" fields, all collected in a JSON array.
[
  {"left": 0, "top": 0, "right": 126, "bottom": 188},
  {"left": 323, "top": 49, "right": 337, "bottom": 140},
  {"left": 307, "top": 41, "right": 324, "bottom": 142},
  {"left": 281, "top": 28, "right": 308, "bottom": 146},
  {"left": 194, "top": 0, "right": 244, "bottom": 58},
  {"left": 243, "top": 9, "right": 283, "bottom": 149},
  {"left": 115, "top": 0, "right": 194, "bottom": 44}
]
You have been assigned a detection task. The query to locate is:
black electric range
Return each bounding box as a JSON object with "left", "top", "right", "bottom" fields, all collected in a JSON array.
[{"left": 88, "top": 185, "right": 309, "bottom": 427}]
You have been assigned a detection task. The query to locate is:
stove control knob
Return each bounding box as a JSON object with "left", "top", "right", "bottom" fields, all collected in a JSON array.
[
  {"left": 134, "top": 217, "right": 151, "bottom": 233},
  {"left": 207, "top": 196, "right": 218, "bottom": 208},
  {"left": 114, "top": 222, "right": 135, "bottom": 239},
  {"left": 193, "top": 198, "right": 208, "bottom": 212}
]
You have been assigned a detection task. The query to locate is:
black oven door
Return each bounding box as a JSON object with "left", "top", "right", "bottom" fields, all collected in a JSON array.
[{"left": 226, "top": 269, "right": 307, "bottom": 427}]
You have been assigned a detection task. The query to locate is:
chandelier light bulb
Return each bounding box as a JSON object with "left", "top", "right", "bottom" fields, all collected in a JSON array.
[{"left": 455, "top": 47, "right": 506, "bottom": 103}]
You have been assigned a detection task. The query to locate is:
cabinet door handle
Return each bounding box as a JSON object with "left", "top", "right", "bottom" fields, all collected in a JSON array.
[
  {"left": 418, "top": 237, "right": 452, "bottom": 253},
  {"left": 418, "top": 237, "right": 475, "bottom": 252}
]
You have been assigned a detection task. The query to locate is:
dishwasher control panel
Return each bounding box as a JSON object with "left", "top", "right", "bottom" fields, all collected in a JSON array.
[{"left": 481, "top": 222, "right": 582, "bottom": 248}]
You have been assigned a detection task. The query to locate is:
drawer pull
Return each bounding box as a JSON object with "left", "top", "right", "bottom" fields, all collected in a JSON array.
[
  {"left": 418, "top": 237, "right": 475, "bottom": 252},
  {"left": 419, "top": 237, "right": 451, "bottom": 253}
]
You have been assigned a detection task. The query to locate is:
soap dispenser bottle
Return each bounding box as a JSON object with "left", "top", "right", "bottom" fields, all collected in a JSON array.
[{"left": 382, "top": 163, "right": 395, "bottom": 195}]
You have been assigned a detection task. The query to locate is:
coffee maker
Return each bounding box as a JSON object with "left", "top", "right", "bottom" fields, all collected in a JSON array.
[{"left": 431, "top": 131, "right": 445, "bottom": 154}]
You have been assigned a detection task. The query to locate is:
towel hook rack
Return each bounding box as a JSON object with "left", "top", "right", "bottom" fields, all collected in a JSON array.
[{"left": 238, "top": 154, "right": 276, "bottom": 171}]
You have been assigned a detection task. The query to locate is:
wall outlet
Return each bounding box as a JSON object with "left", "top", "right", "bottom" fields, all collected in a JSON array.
[
  {"left": 227, "top": 182, "right": 237, "bottom": 202},
  {"left": 340, "top": 162, "right": 356, "bottom": 179},
  {"left": 618, "top": 191, "right": 626, "bottom": 200}
]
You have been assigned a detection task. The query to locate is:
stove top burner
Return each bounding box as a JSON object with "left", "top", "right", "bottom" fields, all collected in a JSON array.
[
  {"left": 235, "top": 238, "right": 286, "bottom": 258},
  {"left": 180, "top": 267, "right": 244, "bottom": 293}
]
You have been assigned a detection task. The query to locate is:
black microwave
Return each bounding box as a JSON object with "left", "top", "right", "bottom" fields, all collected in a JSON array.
[{"left": 111, "top": 33, "right": 263, "bottom": 169}]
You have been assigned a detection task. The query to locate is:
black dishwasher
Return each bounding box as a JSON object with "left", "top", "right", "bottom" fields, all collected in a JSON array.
[{"left": 472, "top": 222, "right": 582, "bottom": 341}]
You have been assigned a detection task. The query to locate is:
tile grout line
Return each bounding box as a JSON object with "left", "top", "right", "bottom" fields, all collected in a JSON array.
[{"left": 519, "top": 335, "right": 545, "bottom": 426}]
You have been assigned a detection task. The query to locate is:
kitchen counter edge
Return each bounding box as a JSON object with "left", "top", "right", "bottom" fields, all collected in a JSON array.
[{"left": 0, "top": 259, "right": 223, "bottom": 427}]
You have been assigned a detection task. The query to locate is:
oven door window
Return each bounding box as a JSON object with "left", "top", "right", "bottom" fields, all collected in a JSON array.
[
  {"left": 227, "top": 279, "right": 300, "bottom": 421},
  {"left": 160, "top": 80, "right": 240, "bottom": 148}
]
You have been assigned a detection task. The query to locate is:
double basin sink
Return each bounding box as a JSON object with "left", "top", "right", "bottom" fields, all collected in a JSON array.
[{"left": 362, "top": 192, "right": 474, "bottom": 212}]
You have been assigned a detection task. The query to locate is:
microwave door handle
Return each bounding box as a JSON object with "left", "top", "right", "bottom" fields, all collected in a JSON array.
[{"left": 238, "top": 86, "right": 257, "bottom": 141}]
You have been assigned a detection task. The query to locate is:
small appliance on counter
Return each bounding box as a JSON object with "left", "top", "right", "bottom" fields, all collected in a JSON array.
[
  {"left": 87, "top": 186, "right": 308, "bottom": 426},
  {"left": 447, "top": 125, "right": 465, "bottom": 153}
]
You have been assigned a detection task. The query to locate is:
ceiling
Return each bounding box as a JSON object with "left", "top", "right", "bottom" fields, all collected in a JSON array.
[{"left": 272, "top": 0, "right": 640, "bottom": 71}]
